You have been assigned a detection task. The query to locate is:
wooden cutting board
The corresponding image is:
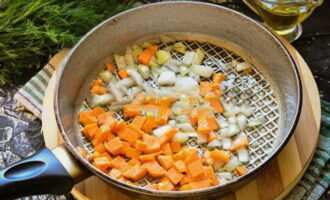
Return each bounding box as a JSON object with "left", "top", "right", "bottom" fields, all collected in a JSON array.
[{"left": 42, "top": 41, "right": 321, "bottom": 200}]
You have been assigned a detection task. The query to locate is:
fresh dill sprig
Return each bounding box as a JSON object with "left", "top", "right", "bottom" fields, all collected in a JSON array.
[{"left": 0, "top": 0, "right": 135, "bottom": 86}]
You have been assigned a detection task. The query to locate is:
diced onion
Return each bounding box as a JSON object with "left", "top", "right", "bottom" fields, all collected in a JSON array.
[
  {"left": 191, "top": 64, "right": 213, "bottom": 78},
  {"left": 223, "top": 156, "right": 240, "bottom": 172},
  {"left": 173, "top": 42, "right": 186, "bottom": 54},
  {"left": 237, "top": 147, "right": 249, "bottom": 163},
  {"left": 221, "top": 124, "right": 240, "bottom": 137},
  {"left": 176, "top": 123, "right": 195, "bottom": 132},
  {"left": 197, "top": 133, "right": 208, "bottom": 144},
  {"left": 153, "top": 124, "right": 173, "bottom": 138},
  {"left": 156, "top": 50, "right": 171, "bottom": 65},
  {"left": 192, "top": 49, "right": 205, "bottom": 65},
  {"left": 91, "top": 93, "right": 114, "bottom": 107},
  {"left": 176, "top": 115, "right": 190, "bottom": 123},
  {"left": 248, "top": 117, "right": 265, "bottom": 127},
  {"left": 213, "top": 160, "right": 224, "bottom": 171},
  {"left": 185, "top": 132, "right": 197, "bottom": 137},
  {"left": 217, "top": 172, "right": 232, "bottom": 180},
  {"left": 173, "top": 132, "right": 189, "bottom": 144},
  {"left": 182, "top": 51, "right": 196, "bottom": 65},
  {"left": 99, "top": 70, "right": 113, "bottom": 84},
  {"left": 237, "top": 114, "right": 247, "bottom": 130},
  {"left": 157, "top": 71, "right": 176, "bottom": 86},
  {"left": 114, "top": 54, "right": 126, "bottom": 70},
  {"left": 216, "top": 117, "right": 229, "bottom": 128},
  {"left": 228, "top": 116, "right": 237, "bottom": 124},
  {"left": 236, "top": 62, "right": 252, "bottom": 72},
  {"left": 137, "top": 65, "right": 150, "bottom": 79},
  {"left": 207, "top": 139, "right": 222, "bottom": 147},
  {"left": 124, "top": 54, "right": 136, "bottom": 68},
  {"left": 117, "top": 78, "right": 135, "bottom": 88},
  {"left": 221, "top": 137, "right": 232, "bottom": 150},
  {"left": 174, "top": 77, "right": 198, "bottom": 92},
  {"left": 179, "top": 65, "right": 189, "bottom": 76}
]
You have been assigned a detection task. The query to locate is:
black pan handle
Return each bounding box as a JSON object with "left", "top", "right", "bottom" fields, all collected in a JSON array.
[{"left": 0, "top": 146, "right": 89, "bottom": 199}]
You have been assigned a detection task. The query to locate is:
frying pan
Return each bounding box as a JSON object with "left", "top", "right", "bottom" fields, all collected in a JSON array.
[{"left": 0, "top": 2, "right": 302, "bottom": 199}]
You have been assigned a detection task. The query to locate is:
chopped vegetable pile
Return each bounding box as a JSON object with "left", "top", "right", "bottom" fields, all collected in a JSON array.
[{"left": 78, "top": 35, "right": 269, "bottom": 191}]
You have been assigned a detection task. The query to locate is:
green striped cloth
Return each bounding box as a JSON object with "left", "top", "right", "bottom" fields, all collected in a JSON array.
[
  {"left": 15, "top": 64, "right": 330, "bottom": 199},
  {"left": 14, "top": 63, "right": 55, "bottom": 118}
]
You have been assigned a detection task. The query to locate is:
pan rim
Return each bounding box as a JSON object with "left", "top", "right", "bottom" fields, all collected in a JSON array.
[{"left": 54, "top": 1, "right": 302, "bottom": 197}]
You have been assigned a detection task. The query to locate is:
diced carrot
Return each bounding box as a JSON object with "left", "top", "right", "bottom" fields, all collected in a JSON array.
[
  {"left": 204, "top": 166, "right": 219, "bottom": 186},
  {"left": 97, "top": 112, "right": 114, "bottom": 126},
  {"left": 114, "top": 119, "right": 126, "bottom": 133},
  {"left": 131, "top": 116, "right": 146, "bottom": 129},
  {"left": 127, "top": 124, "right": 145, "bottom": 137},
  {"left": 76, "top": 146, "right": 87, "bottom": 158},
  {"left": 190, "top": 179, "right": 212, "bottom": 189},
  {"left": 147, "top": 45, "right": 159, "bottom": 52},
  {"left": 189, "top": 110, "right": 199, "bottom": 126},
  {"left": 143, "top": 134, "right": 161, "bottom": 153},
  {"left": 117, "top": 125, "right": 140, "bottom": 144},
  {"left": 144, "top": 160, "right": 166, "bottom": 177},
  {"left": 207, "top": 131, "right": 217, "bottom": 143},
  {"left": 187, "top": 159, "right": 204, "bottom": 178},
  {"left": 173, "top": 160, "right": 187, "bottom": 173},
  {"left": 110, "top": 156, "right": 125, "bottom": 168},
  {"left": 158, "top": 179, "right": 174, "bottom": 191},
  {"left": 207, "top": 116, "right": 218, "bottom": 131},
  {"left": 125, "top": 179, "right": 136, "bottom": 186},
  {"left": 197, "top": 116, "right": 212, "bottom": 135},
  {"left": 204, "top": 95, "right": 224, "bottom": 113},
  {"left": 157, "top": 155, "right": 174, "bottom": 170},
  {"left": 159, "top": 128, "right": 177, "bottom": 146},
  {"left": 189, "top": 97, "right": 197, "bottom": 106},
  {"left": 203, "top": 150, "right": 214, "bottom": 166},
  {"left": 123, "top": 166, "right": 147, "bottom": 181},
  {"left": 107, "top": 132, "right": 116, "bottom": 141},
  {"left": 210, "top": 149, "right": 230, "bottom": 163},
  {"left": 127, "top": 158, "right": 141, "bottom": 167},
  {"left": 156, "top": 98, "right": 175, "bottom": 125},
  {"left": 231, "top": 136, "right": 249, "bottom": 151},
  {"left": 125, "top": 147, "right": 141, "bottom": 159},
  {"left": 92, "top": 124, "right": 111, "bottom": 146},
  {"left": 91, "top": 85, "right": 107, "bottom": 95},
  {"left": 82, "top": 123, "right": 99, "bottom": 139},
  {"left": 179, "top": 175, "right": 190, "bottom": 185},
  {"left": 122, "top": 141, "right": 131, "bottom": 152},
  {"left": 106, "top": 63, "right": 115, "bottom": 72},
  {"left": 140, "top": 154, "right": 156, "bottom": 162},
  {"left": 105, "top": 137, "right": 124, "bottom": 155},
  {"left": 135, "top": 140, "right": 147, "bottom": 152},
  {"left": 109, "top": 168, "right": 122, "bottom": 179},
  {"left": 102, "top": 152, "right": 112, "bottom": 161},
  {"left": 92, "top": 156, "right": 111, "bottom": 172},
  {"left": 166, "top": 167, "right": 184, "bottom": 185},
  {"left": 184, "top": 150, "right": 199, "bottom": 165},
  {"left": 172, "top": 151, "right": 185, "bottom": 161},
  {"left": 161, "top": 143, "right": 172, "bottom": 156},
  {"left": 118, "top": 161, "right": 132, "bottom": 173},
  {"left": 79, "top": 110, "right": 97, "bottom": 125},
  {"left": 123, "top": 104, "right": 158, "bottom": 118},
  {"left": 213, "top": 73, "right": 226, "bottom": 83},
  {"left": 236, "top": 166, "right": 248, "bottom": 176},
  {"left": 179, "top": 184, "right": 192, "bottom": 191},
  {"left": 142, "top": 115, "right": 158, "bottom": 134},
  {"left": 138, "top": 49, "right": 156, "bottom": 65},
  {"left": 243, "top": 68, "right": 253, "bottom": 75},
  {"left": 89, "top": 151, "right": 102, "bottom": 162},
  {"left": 170, "top": 141, "right": 181, "bottom": 153},
  {"left": 94, "top": 143, "right": 106, "bottom": 154},
  {"left": 118, "top": 68, "right": 128, "bottom": 79},
  {"left": 146, "top": 184, "right": 158, "bottom": 190}
]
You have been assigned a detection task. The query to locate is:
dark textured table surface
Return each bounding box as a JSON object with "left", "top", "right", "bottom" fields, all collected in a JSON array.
[{"left": 0, "top": 1, "right": 329, "bottom": 199}]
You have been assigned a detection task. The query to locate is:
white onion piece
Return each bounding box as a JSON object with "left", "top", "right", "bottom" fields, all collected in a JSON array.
[
  {"left": 237, "top": 114, "right": 247, "bottom": 131},
  {"left": 114, "top": 54, "right": 126, "bottom": 70},
  {"left": 241, "top": 105, "right": 254, "bottom": 117},
  {"left": 192, "top": 49, "right": 205, "bottom": 65},
  {"left": 99, "top": 70, "right": 112, "bottom": 84},
  {"left": 182, "top": 51, "right": 196, "bottom": 65},
  {"left": 185, "top": 132, "right": 197, "bottom": 137},
  {"left": 236, "top": 62, "right": 252, "bottom": 72},
  {"left": 228, "top": 116, "right": 237, "bottom": 124},
  {"left": 223, "top": 157, "right": 240, "bottom": 172},
  {"left": 127, "top": 87, "right": 142, "bottom": 98},
  {"left": 168, "top": 120, "right": 176, "bottom": 127},
  {"left": 124, "top": 54, "right": 136, "bottom": 68},
  {"left": 164, "top": 59, "right": 181, "bottom": 72},
  {"left": 173, "top": 132, "right": 189, "bottom": 144},
  {"left": 137, "top": 65, "right": 150, "bottom": 79},
  {"left": 172, "top": 101, "right": 190, "bottom": 109},
  {"left": 217, "top": 172, "right": 232, "bottom": 180},
  {"left": 176, "top": 115, "right": 190, "bottom": 123},
  {"left": 213, "top": 160, "right": 224, "bottom": 171},
  {"left": 248, "top": 117, "right": 265, "bottom": 127},
  {"left": 221, "top": 137, "right": 232, "bottom": 150},
  {"left": 127, "top": 69, "right": 148, "bottom": 91},
  {"left": 216, "top": 117, "right": 229, "bottom": 128},
  {"left": 221, "top": 124, "right": 240, "bottom": 137},
  {"left": 176, "top": 123, "right": 195, "bottom": 132},
  {"left": 191, "top": 64, "right": 213, "bottom": 78},
  {"left": 117, "top": 78, "right": 135, "bottom": 88},
  {"left": 197, "top": 133, "right": 208, "bottom": 144},
  {"left": 108, "top": 82, "right": 123, "bottom": 102},
  {"left": 237, "top": 147, "right": 249, "bottom": 163},
  {"left": 207, "top": 139, "right": 222, "bottom": 147},
  {"left": 157, "top": 71, "right": 176, "bottom": 86},
  {"left": 153, "top": 125, "right": 172, "bottom": 138},
  {"left": 174, "top": 77, "right": 198, "bottom": 92},
  {"left": 91, "top": 94, "right": 114, "bottom": 106}
]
